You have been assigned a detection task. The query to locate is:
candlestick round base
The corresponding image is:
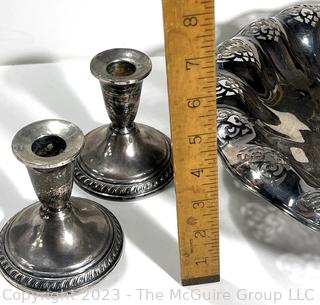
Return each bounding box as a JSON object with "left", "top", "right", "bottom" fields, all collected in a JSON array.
[
  {"left": 0, "top": 197, "right": 123, "bottom": 294},
  {"left": 74, "top": 123, "right": 173, "bottom": 200}
]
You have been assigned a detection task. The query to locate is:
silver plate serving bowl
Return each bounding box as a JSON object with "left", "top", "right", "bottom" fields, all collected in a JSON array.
[{"left": 217, "top": 3, "right": 320, "bottom": 231}]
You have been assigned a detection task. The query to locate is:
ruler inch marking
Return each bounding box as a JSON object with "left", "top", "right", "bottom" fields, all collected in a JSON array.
[
  {"left": 182, "top": 12, "right": 212, "bottom": 17},
  {"left": 200, "top": 23, "right": 214, "bottom": 27},
  {"left": 163, "top": 0, "right": 219, "bottom": 286}
]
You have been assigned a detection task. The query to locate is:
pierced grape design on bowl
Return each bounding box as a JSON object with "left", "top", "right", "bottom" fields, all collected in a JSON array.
[{"left": 217, "top": 3, "right": 320, "bottom": 231}]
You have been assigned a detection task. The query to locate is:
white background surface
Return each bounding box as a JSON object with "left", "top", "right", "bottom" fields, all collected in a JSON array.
[
  {"left": 0, "top": 0, "right": 306, "bottom": 65},
  {"left": 1, "top": 1, "right": 319, "bottom": 305}
]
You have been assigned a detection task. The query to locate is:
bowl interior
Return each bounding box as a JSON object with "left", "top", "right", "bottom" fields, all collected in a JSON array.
[{"left": 217, "top": 3, "right": 320, "bottom": 230}]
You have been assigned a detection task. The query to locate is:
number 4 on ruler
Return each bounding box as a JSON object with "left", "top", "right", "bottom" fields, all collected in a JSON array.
[{"left": 162, "top": 0, "right": 219, "bottom": 286}]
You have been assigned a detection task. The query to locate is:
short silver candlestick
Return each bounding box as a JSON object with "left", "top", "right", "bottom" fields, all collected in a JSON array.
[
  {"left": 74, "top": 48, "right": 173, "bottom": 200},
  {"left": 0, "top": 119, "right": 123, "bottom": 294}
]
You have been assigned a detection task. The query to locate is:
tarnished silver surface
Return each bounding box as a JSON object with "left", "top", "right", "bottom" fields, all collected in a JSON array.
[
  {"left": 75, "top": 49, "right": 173, "bottom": 200},
  {"left": 217, "top": 3, "right": 320, "bottom": 231},
  {"left": 0, "top": 119, "right": 123, "bottom": 294}
]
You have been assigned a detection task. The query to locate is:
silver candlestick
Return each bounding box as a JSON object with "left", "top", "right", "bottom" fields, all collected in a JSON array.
[
  {"left": 74, "top": 48, "right": 173, "bottom": 200},
  {"left": 0, "top": 119, "right": 123, "bottom": 294}
]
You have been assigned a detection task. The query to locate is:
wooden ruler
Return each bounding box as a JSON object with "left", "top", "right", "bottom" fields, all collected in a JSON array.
[{"left": 162, "top": 0, "right": 219, "bottom": 286}]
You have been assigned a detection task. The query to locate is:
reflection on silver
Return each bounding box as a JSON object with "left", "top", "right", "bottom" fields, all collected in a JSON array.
[
  {"left": 0, "top": 120, "right": 123, "bottom": 294},
  {"left": 74, "top": 48, "right": 173, "bottom": 200},
  {"left": 217, "top": 3, "right": 320, "bottom": 231}
]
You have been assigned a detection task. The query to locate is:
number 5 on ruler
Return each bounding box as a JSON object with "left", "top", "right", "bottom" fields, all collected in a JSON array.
[{"left": 162, "top": 0, "right": 219, "bottom": 286}]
